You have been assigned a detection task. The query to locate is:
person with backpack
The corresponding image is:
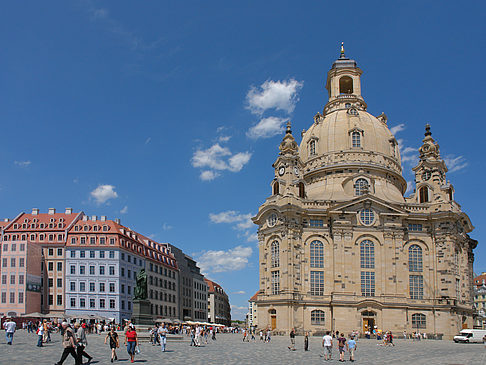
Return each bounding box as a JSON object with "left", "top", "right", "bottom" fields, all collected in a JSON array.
[
  {"left": 337, "top": 332, "right": 347, "bottom": 362},
  {"left": 54, "top": 322, "right": 78, "bottom": 365}
]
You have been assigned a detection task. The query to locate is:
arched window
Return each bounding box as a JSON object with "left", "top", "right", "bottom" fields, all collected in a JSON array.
[
  {"left": 273, "top": 181, "right": 279, "bottom": 195},
  {"left": 408, "top": 245, "right": 423, "bottom": 272},
  {"left": 271, "top": 241, "right": 280, "bottom": 268},
  {"left": 311, "top": 310, "right": 325, "bottom": 325},
  {"left": 411, "top": 313, "right": 426, "bottom": 329},
  {"left": 354, "top": 178, "right": 369, "bottom": 196},
  {"left": 310, "top": 241, "right": 324, "bottom": 268},
  {"left": 345, "top": 103, "right": 351, "bottom": 108},
  {"left": 339, "top": 76, "right": 353, "bottom": 94},
  {"left": 299, "top": 182, "right": 305, "bottom": 198},
  {"left": 310, "top": 140, "right": 316, "bottom": 156},
  {"left": 360, "top": 240, "right": 375, "bottom": 269},
  {"left": 352, "top": 131, "right": 361, "bottom": 148},
  {"left": 419, "top": 186, "right": 429, "bottom": 203}
]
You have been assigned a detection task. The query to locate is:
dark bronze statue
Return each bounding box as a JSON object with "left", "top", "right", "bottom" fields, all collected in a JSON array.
[{"left": 133, "top": 268, "right": 148, "bottom": 300}]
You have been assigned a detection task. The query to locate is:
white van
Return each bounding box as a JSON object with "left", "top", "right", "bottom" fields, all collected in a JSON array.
[{"left": 453, "top": 329, "right": 486, "bottom": 343}]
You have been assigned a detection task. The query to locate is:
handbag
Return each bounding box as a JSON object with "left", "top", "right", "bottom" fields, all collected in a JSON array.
[{"left": 135, "top": 344, "right": 141, "bottom": 354}]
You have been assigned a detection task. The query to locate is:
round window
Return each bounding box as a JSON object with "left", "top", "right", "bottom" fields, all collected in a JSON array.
[
  {"left": 267, "top": 213, "right": 278, "bottom": 227},
  {"left": 359, "top": 209, "right": 375, "bottom": 226}
]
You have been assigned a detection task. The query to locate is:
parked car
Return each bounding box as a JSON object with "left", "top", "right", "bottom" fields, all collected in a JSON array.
[{"left": 453, "top": 329, "right": 486, "bottom": 343}]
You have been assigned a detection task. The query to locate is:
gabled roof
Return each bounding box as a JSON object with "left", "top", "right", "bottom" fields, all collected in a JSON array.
[{"left": 329, "top": 195, "right": 407, "bottom": 215}]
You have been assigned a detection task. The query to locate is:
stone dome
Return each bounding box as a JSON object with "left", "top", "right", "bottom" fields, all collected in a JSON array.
[{"left": 300, "top": 109, "right": 401, "bottom": 173}]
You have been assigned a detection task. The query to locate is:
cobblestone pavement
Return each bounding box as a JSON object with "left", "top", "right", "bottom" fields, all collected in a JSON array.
[{"left": 1, "top": 331, "right": 485, "bottom": 365}]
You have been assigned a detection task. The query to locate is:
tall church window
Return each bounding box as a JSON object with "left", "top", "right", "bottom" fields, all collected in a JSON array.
[
  {"left": 271, "top": 241, "right": 280, "bottom": 268},
  {"left": 408, "top": 245, "right": 423, "bottom": 272},
  {"left": 273, "top": 181, "right": 279, "bottom": 195},
  {"left": 310, "top": 271, "right": 324, "bottom": 296},
  {"left": 310, "top": 241, "right": 324, "bottom": 268},
  {"left": 411, "top": 313, "right": 426, "bottom": 329},
  {"left": 311, "top": 310, "right": 325, "bottom": 325},
  {"left": 271, "top": 271, "right": 280, "bottom": 295},
  {"left": 299, "top": 182, "right": 305, "bottom": 198},
  {"left": 352, "top": 131, "right": 361, "bottom": 148},
  {"left": 360, "top": 240, "right": 375, "bottom": 269},
  {"left": 361, "top": 271, "right": 375, "bottom": 297},
  {"left": 409, "top": 275, "right": 424, "bottom": 299},
  {"left": 310, "top": 140, "right": 316, "bottom": 156},
  {"left": 419, "top": 186, "right": 429, "bottom": 203},
  {"left": 354, "top": 178, "right": 369, "bottom": 196},
  {"left": 339, "top": 76, "right": 353, "bottom": 94}
]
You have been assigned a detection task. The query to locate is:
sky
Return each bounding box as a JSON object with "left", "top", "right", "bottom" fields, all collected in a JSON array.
[{"left": 1, "top": 1, "right": 485, "bottom": 320}]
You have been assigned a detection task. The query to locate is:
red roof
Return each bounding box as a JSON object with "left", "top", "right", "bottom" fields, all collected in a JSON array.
[
  {"left": 204, "top": 278, "right": 223, "bottom": 293},
  {"left": 249, "top": 290, "right": 260, "bottom": 302},
  {"left": 474, "top": 273, "right": 486, "bottom": 287}
]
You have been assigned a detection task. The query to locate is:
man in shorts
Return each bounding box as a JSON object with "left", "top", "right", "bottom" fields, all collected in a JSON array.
[
  {"left": 348, "top": 335, "right": 357, "bottom": 362},
  {"left": 337, "top": 332, "right": 347, "bottom": 362},
  {"left": 322, "top": 330, "right": 333, "bottom": 360}
]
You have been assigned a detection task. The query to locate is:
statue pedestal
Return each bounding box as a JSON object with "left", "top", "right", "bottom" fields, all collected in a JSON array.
[{"left": 131, "top": 299, "right": 152, "bottom": 326}]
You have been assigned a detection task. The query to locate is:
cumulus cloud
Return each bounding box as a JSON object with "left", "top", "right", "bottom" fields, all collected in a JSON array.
[
  {"left": 90, "top": 184, "right": 118, "bottom": 204},
  {"left": 195, "top": 245, "right": 253, "bottom": 273},
  {"left": 218, "top": 135, "right": 231, "bottom": 143},
  {"left": 210, "top": 211, "right": 253, "bottom": 229},
  {"left": 247, "top": 116, "right": 288, "bottom": 139},
  {"left": 120, "top": 205, "right": 128, "bottom": 214},
  {"left": 406, "top": 181, "right": 415, "bottom": 195},
  {"left": 390, "top": 123, "right": 406, "bottom": 135},
  {"left": 444, "top": 155, "right": 468, "bottom": 173},
  {"left": 247, "top": 79, "right": 303, "bottom": 115},
  {"left": 192, "top": 144, "right": 252, "bottom": 180},
  {"left": 14, "top": 160, "right": 31, "bottom": 167}
]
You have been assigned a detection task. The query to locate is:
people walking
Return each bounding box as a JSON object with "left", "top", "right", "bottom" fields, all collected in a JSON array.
[
  {"left": 190, "top": 327, "right": 196, "bottom": 346},
  {"left": 304, "top": 332, "right": 309, "bottom": 351},
  {"left": 75, "top": 323, "right": 93, "bottom": 364},
  {"left": 348, "top": 335, "right": 357, "bottom": 362},
  {"left": 36, "top": 322, "right": 44, "bottom": 347},
  {"left": 288, "top": 328, "right": 296, "bottom": 351},
  {"left": 104, "top": 327, "right": 119, "bottom": 363},
  {"left": 337, "top": 332, "right": 347, "bottom": 362},
  {"left": 124, "top": 324, "right": 138, "bottom": 363},
  {"left": 158, "top": 323, "right": 168, "bottom": 352},
  {"left": 322, "top": 330, "right": 333, "bottom": 361},
  {"left": 266, "top": 329, "right": 271, "bottom": 343},
  {"left": 54, "top": 322, "right": 78, "bottom": 365},
  {"left": 3, "top": 318, "right": 16, "bottom": 345}
]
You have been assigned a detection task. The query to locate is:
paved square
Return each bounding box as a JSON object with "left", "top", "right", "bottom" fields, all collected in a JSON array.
[{"left": 1, "top": 331, "right": 485, "bottom": 365}]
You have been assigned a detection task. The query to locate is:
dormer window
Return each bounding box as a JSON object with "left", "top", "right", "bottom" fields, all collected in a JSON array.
[
  {"left": 419, "top": 186, "right": 429, "bottom": 203},
  {"left": 352, "top": 132, "right": 361, "bottom": 148},
  {"left": 345, "top": 103, "right": 351, "bottom": 108},
  {"left": 354, "top": 178, "right": 369, "bottom": 196},
  {"left": 310, "top": 140, "right": 316, "bottom": 156},
  {"left": 348, "top": 108, "right": 358, "bottom": 116}
]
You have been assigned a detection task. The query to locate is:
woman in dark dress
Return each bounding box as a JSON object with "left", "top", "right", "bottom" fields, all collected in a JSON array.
[{"left": 104, "top": 327, "right": 119, "bottom": 363}]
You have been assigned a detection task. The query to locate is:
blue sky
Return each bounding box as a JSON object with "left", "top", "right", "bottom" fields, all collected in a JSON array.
[{"left": 1, "top": 1, "right": 485, "bottom": 319}]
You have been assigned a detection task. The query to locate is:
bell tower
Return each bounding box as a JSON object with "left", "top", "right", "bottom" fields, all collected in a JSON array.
[
  {"left": 323, "top": 43, "right": 367, "bottom": 115},
  {"left": 271, "top": 122, "right": 305, "bottom": 198}
]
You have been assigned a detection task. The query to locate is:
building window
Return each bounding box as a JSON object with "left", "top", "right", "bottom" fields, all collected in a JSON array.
[
  {"left": 109, "top": 251, "right": 115, "bottom": 259},
  {"left": 408, "top": 224, "right": 423, "bottom": 232},
  {"left": 57, "top": 262, "right": 62, "bottom": 271},
  {"left": 10, "top": 258, "right": 15, "bottom": 267},
  {"left": 57, "top": 248, "right": 62, "bottom": 256},
  {"left": 90, "top": 251, "right": 95, "bottom": 258},
  {"left": 80, "top": 237, "right": 86, "bottom": 244},
  {"left": 57, "top": 278, "right": 62, "bottom": 288},
  {"left": 419, "top": 186, "right": 429, "bottom": 203},
  {"left": 309, "top": 219, "right": 324, "bottom": 228},
  {"left": 10, "top": 275, "right": 15, "bottom": 285},
  {"left": 408, "top": 245, "right": 423, "bottom": 272},
  {"left": 100, "top": 283, "right": 105, "bottom": 292},
  {"left": 100, "top": 237, "right": 106, "bottom": 245},
  {"left": 352, "top": 131, "right": 361, "bottom": 148},
  {"left": 57, "top": 295, "right": 62, "bottom": 306},
  {"left": 90, "top": 282, "right": 95, "bottom": 292},
  {"left": 48, "top": 278, "right": 53, "bottom": 287},
  {"left": 89, "top": 266, "right": 95, "bottom": 275},
  {"left": 80, "top": 298, "right": 85, "bottom": 308},
  {"left": 70, "top": 282, "right": 75, "bottom": 291},
  {"left": 271, "top": 241, "right": 279, "bottom": 268},
  {"left": 80, "top": 266, "right": 85, "bottom": 275},
  {"left": 48, "top": 248, "right": 54, "bottom": 256},
  {"left": 100, "top": 299, "right": 105, "bottom": 308},
  {"left": 271, "top": 271, "right": 280, "bottom": 295},
  {"left": 409, "top": 275, "right": 424, "bottom": 299},
  {"left": 99, "top": 266, "right": 105, "bottom": 275},
  {"left": 267, "top": 214, "right": 277, "bottom": 227},
  {"left": 70, "top": 251, "right": 75, "bottom": 258},
  {"left": 411, "top": 313, "right": 426, "bottom": 329},
  {"left": 360, "top": 240, "right": 375, "bottom": 268},
  {"left": 355, "top": 178, "right": 369, "bottom": 196},
  {"left": 19, "top": 292, "right": 24, "bottom": 304},
  {"left": 310, "top": 271, "right": 324, "bottom": 296},
  {"left": 10, "top": 292, "right": 15, "bottom": 303},
  {"left": 90, "top": 237, "right": 95, "bottom": 245},
  {"left": 1, "top": 275, "right": 6, "bottom": 284},
  {"left": 456, "top": 278, "right": 460, "bottom": 300},
  {"left": 310, "top": 140, "right": 316, "bottom": 156},
  {"left": 70, "top": 265, "right": 75, "bottom": 275},
  {"left": 19, "top": 258, "right": 25, "bottom": 267},
  {"left": 1, "top": 292, "right": 6, "bottom": 303},
  {"left": 2, "top": 244, "right": 7, "bottom": 252},
  {"left": 361, "top": 271, "right": 375, "bottom": 297},
  {"left": 311, "top": 310, "right": 325, "bottom": 325},
  {"left": 339, "top": 76, "right": 353, "bottom": 94},
  {"left": 273, "top": 181, "right": 279, "bottom": 195},
  {"left": 110, "top": 299, "right": 116, "bottom": 309},
  {"left": 79, "top": 282, "right": 86, "bottom": 292},
  {"left": 310, "top": 240, "right": 324, "bottom": 268},
  {"left": 48, "top": 262, "right": 53, "bottom": 271},
  {"left": 359, "top": 209, "right": 375, "bottom": 225},
  {"left": 2, "top": 258, "right": 7, "bottom": 267},
  {"left": 109, "top": 266, "right": 115, "bottom": 275},
  {"left": 19, "top": 275, "right": 24, "bottom": 285},
  {"left": 20, "top": 244, "right": 25, "bottom": 251},
  {"left": 109, "top": 283, "right": 115, "bottom": 292},
  {"left": 90, "top": 299, "right": 95, "bottom": 308}
]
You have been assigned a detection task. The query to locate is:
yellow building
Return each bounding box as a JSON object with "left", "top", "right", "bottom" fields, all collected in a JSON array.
[{"left": 253, "top": 46, "right": 477, "bottom": 339}]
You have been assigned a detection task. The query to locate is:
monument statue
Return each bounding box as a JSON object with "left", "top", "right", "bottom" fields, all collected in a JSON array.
[{"left": 133, "top": 269, "right": 148, "bottom": 300}]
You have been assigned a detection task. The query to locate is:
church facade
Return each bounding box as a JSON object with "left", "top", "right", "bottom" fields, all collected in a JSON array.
[{"left": 252, "top": 47, "right": 477, "bottom": 339}]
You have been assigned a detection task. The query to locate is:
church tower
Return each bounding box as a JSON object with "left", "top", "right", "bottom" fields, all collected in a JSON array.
[{"left": 253, "top": 45, "right": 477, "bottom": 339}]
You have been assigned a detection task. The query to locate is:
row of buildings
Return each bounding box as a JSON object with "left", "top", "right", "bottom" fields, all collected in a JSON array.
[{"left": 0, "top": 208, "right": 231, "bottom": 325}]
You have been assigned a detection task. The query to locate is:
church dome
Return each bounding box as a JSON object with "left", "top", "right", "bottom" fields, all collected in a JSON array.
[{"left": 300, "top": 108, "right": 401, "bottom": 171}]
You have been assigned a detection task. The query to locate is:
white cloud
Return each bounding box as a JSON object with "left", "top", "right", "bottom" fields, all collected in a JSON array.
[
  {"left": 145, "top": 137, "right": 151, "bottom": 145},
  {"left": 195, "top": 245, "right": 253, "bottom": 273},
  {"left": 218, "top": 135, "right": 231, "bottom": 143},
  {"left": 245, "top": 232, "right": 258, "bottom": 243},
  {"left": 90, "top": 184, "right": 118, "bottom": 204},
  {"left": 233, "top": 291, "right": 246, "bottom": 295},
  {"left": 444, "top": 155, "right": 468, "bottom": 173},
  {"left": 120, "top": 205, "right": 128, "bottom": 214},
  {"left": 406, "top": 181, "right": 414, "bottom": 195},
  {"left": 246, "top": 79, "right": 303, "bottom": 114},
  {"left": 200, "top": 170, "right": 220, "bottom": 181},
  {"left": 14, "top": 160, "right": 31, "bottom": 167},
  {"left": 209, "top": 211, "right": 252, "bottom": 229},
  {"left": 390, "top": 123, "right": 405, "bottom": 135},
  {"left": 162, "top": 222, "right": 173, "bottom": 231},
  {"left": 247, "top": 116, "right": 288, "bottom": 139},
  {"left": 191, "top": 144, "right": 252, "bottom": 180},
  {"left": 90, "top": 8, "right": 108, "bottom": 19},
  {"left": 397, "top": 140, "right": 418, "bottom": 166}
]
